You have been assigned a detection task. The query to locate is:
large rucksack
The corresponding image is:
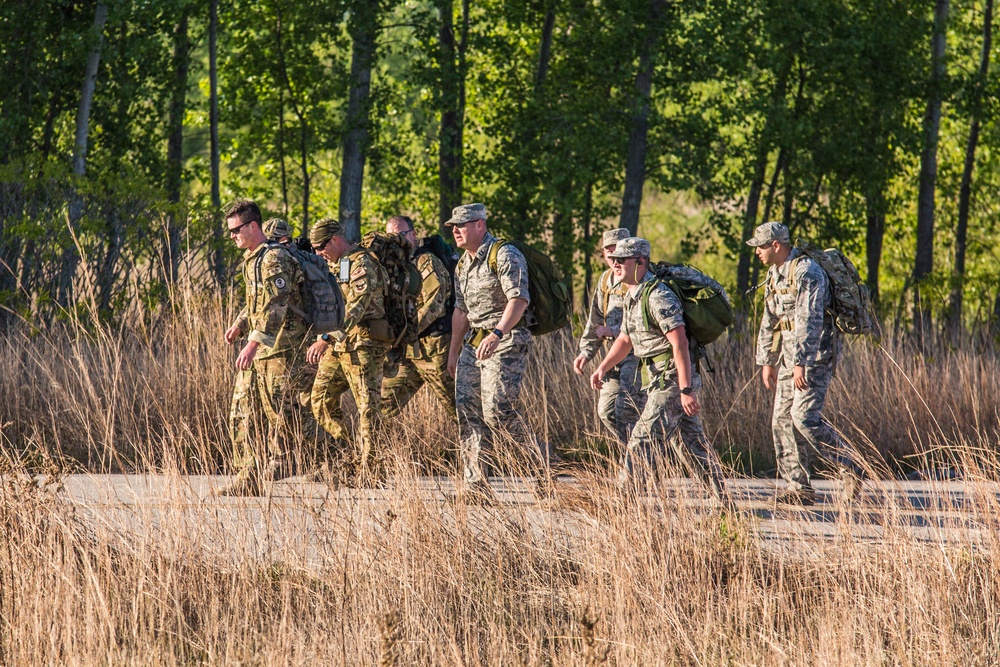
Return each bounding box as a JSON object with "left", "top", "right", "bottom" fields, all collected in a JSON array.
[
  {"left": 257, "top": 242, "right": 346, "bottom": 334},
  {"left": 789, "top": 243, "right": 876, "bottom": 335},
  {"left": 414, "top": 234, "right": 459, "bottom": 335},
  {"left": 486, "top": 239, "right": 572, "bottom": 336},
  {"left": 359, "top": 231, "right": 421, "bottom": 346},
  {"left": 642, "top": 262, "right": 734, "bottom": 348}
]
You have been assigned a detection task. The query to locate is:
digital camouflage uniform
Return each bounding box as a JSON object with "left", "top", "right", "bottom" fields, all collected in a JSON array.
[
  {"left": 579, "top": 267, "right": 645, "bottom": 443},
  {"left": 454, "top": 231, "right": 544, "bottom": 483},
  {"left": 229, "top": 243, "right": 319, "bottom": 478},
  {"left": 756, "top": 247, "right": 861, "bottom": 492},
  {"left": 382, "top": 249, "right": 457, "bottom": 419},
  {"left": 618, "top": 268, "right": 726, "bottom": 496},
  {"left": 310, "top": 245, "right": 391, "bottom": 469}
]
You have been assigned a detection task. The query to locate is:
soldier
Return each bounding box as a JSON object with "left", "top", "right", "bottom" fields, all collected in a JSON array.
[
  {"left": 262, "top": 217, "right": 293, "bottom": 245},
  {"left": 445, "top": 203, "right": 547, "bottom": 495},
  {"left": 381, "top": 215, "right": 458, "bottom": 420},
  {"left": 589, "top": 237, "right": 728, "bottom": 502},
  {"left": 306, "top": 218, "right": 391, "bottom": 478},
  {"left": 749, "top": 222, "right": 863, "bottom": 505},
  {"left": 573, "top": 228, "right": 645, "bottom": 444},
  {"left": 219, "top": 200, "right": 319, "bottom": 496}
]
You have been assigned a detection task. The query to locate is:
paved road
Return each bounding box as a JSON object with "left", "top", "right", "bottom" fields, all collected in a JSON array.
[{"left": 47, "top": 474, "right": 1000, "bottom": 568}]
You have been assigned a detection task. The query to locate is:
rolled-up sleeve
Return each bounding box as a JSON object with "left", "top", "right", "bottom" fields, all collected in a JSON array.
[{"left": 496, "top": 245, "right": 530, "bottom": 304}]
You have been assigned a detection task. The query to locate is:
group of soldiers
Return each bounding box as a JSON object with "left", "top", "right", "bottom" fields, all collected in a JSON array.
[{"left": 223, "top": 198, "right": 863, "bottom": 507}]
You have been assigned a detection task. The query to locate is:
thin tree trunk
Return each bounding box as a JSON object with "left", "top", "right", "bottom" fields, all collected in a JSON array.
[
  {"left": 437, "top": 0, "right": 468, "bottom": 235},
  {"left": 339, "top": 1, "right": 379, "bottom": 243},
  {"left": 535, "top": 5, "right": 556, "bottom": 94},
  {"left": 913, "top": 0, "right": 950, "bottom": 340},
  {"left": 209, "top": 0, "right": 224, "bottom": 286},
  {"left": 278, "top": 87, "right": 289, "bottom": 217},
  {"left": 165, "top": 11, "right": 189, "bottom": 284},
  {"left": 274, "top": 6, "right": 312, "bottom": 234},
  {"left": 865, "top": 190, "right": 886, "bottom": 307},
  {"left": 59, "top": 0, "right": 108, "bottom": 308},
  {"left": 619, "top": 0, "right": 667, "bottom": 236},
  {"left": 947, "top": 0, "right": 992, "bottom": 335}
]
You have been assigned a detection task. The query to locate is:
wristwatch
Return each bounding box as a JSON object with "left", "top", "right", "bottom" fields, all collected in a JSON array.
[
  {"left": 679, "top": 386, "right": 694, "bottom": 396},
  {"left": 491, "top": 328, "right": 504, "bottom": 340},
  {"left": 321, "top": 333, "right": 333, "bottom": 343}
]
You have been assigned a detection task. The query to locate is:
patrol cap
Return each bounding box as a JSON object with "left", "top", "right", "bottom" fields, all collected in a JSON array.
[
  {"left": 262, "top": 217, "right": 292, "bottom": 241},
  {"left": 444, "top": 203, "right": 487, "bottom": 226},
  {"left": 602, "top": 228, "right": 630, "bottom": 247},
  {"left": 310, "top": 218, "right": 343, "bottom": 248},
  {"left": 746, "top": 221, "right": 790, "bottom": 247},
  {"left": 607, "top": 237, "right": 651, "bottom": 260}
]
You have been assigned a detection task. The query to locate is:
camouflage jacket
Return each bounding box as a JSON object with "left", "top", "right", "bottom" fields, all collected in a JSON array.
[
  {"left": 621, "top": 270, "right": 686, "bottom": 363},
  {"left": 579, "top": 268, "right": 627, "bottom": 361},
  {"left": 416, "top": 251, "right": 451, "bottom": 335},
  {"left": 454, "top": 231, "right": 530, "bottom": 330},
  {"left": 337, "top": 245, "right": 390, "bottom": 352},
  {"left": 755, "top": 248, "right": 838, "bottom": 368},
  {"left": 234, "top": 243, "right": 309, "bottom": 359}
]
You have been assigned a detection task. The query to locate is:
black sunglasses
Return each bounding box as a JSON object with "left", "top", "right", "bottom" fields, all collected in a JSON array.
[{"left": 228, "top": 220, "right": 253, "bottom": 236}]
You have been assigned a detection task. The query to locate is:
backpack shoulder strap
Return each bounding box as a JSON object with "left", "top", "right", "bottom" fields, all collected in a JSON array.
[
  {"left": 598, "top": 268, "right": 614, "bottom": 319},
  {"left": 486, "top": 238, "right": 508, "bottom": 275},
  {"left": 640, "top": 279, "right": 663, "bottom": 332}
]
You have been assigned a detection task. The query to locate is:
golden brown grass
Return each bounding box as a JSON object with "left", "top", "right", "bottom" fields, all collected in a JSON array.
[{"left": 1, "top": 291, "right": 999, "bottom": 665}]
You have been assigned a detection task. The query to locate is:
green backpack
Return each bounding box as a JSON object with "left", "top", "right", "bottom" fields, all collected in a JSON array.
[
  {"left": 791, "top": 243, "right": 876, "bottom": 336},
  {"left": 642, "top": 262, "right": 734, "bottom": 347},
  {"left": 359, "top": 231, "right": 421, "bottom": 346},
  {"left": 486, "top": 239, "right": 572, "bottom": 335}
]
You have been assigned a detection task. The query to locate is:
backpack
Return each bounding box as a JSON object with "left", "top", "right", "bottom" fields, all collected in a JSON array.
[
  {"left": 359, "top": 231, "right": 421, "bottom": 346},
  {"left": 642, "top": 262, "right": 734, "bottom": 347},
  {"left": 597, "top": 268, "right": 627, "bottom": 321},
  {"left": 257, "top": 242, "right": 346, "bottom": 334},
  {"left": 486, "top": 239, "right": 572, "bottom": 336},
  {"left": 414, "top": 234, "right": 459, "bottom": 335},
  {"left": 789, "top": 243, "right": 875, "bottom": 335}
]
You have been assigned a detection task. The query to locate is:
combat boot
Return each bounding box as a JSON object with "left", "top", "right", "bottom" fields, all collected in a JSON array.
[
  {"left": 212, "top": 472, "right": 262, "bottom": 497},
  {"left": 776, "top": 485, "right": 816, "bottom": 507}
]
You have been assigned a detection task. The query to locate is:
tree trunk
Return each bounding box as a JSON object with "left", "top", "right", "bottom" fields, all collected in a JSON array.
[
  {"left": 437, "top": 0, "right": 469, "bottom": 235},
  {"left": 165, "top": 11, "right": 189, "bottom": 284},
  {"left": 274, "top": 6, "right": 312, "bottom": 234},
  {"left": 913, "top": 0, "right": 949, "bottom": 340},
  {"left": 339, "top": 1, "right": 380, "bottom": 243},
  {"left": 619, "top": 0, "right": 667, "bottom": 236},
  {"left": 535, "top": 5, "right": 556, "bottom": 94},
  {"left": 865, "top": 190, "right": 886, "bottom": 307},
  {"left": 209, "top": 0, "right": 224, "bottom": 286},
  {"left": 947, "top": 0, "right": 991, "bottom": 335},
  {"left": 582, "top": 181, "right": 594, "bottom": 307},
  {"left": 58, "top": 0, "right": 108, "bottom": 309}
]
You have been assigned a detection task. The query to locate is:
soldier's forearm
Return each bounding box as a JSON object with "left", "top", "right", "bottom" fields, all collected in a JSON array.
[{"left": 497, "top": 298, "right": 529, "bottom": 334}]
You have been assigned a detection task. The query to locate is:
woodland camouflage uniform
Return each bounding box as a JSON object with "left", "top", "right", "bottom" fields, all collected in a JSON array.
[
  {"left": 310, "top": 222, "right": 391, "bottom": 472},
  {"left": 754, "top": 234, "right": 862, "bottom": 494},
  {"left": 382, "top": 247, "right": 457, "bottom": 420},
  {"left": 229, "top": 242, "right": 319, "bottom": 483}
]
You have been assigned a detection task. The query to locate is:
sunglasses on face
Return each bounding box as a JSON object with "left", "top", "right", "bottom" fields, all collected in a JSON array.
[
  {"left": 228, "top": 220, "right": 253, "bottom": 236},
  {"left": 611, "top": 256, "right": 639, "bottom": 265}
]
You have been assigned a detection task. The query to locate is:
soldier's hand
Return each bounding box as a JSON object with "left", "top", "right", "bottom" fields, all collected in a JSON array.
[
  {"left": 307, "top": 340, "right": 329, "bottom": 365},
  {"left": 447, "top": 351, "right": 458, "bottom": 379},
  {"left": 476, "top": 333, "right": 500, "bottom": 360},
  {"left": 681, "top": 393, "right": 700, "bottom": 417},
  {"left": 572, "top": 354, "right": 588, "bottom": 375},
  {"left": 594, "top": 325, "right": 613, "bottom": 339},
  {"left": 224, "top": 324, "right": 242, "bottom": 345},
  {"left": 590, "top": 369, "right": 605, "bottom": 391},
  {"left": 793, "top": 365, "right": 808, "bottom": 390},
  {"left": 235, "top": 341, "right": 259, "bottom": 370},
  {"left": 762, "top": 365, "right": 777, "bottom": 391}
]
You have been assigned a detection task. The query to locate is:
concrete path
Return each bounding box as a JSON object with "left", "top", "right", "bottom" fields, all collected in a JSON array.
[{"left": 47, "top": 474, "right": 1000, "bottom": 569}]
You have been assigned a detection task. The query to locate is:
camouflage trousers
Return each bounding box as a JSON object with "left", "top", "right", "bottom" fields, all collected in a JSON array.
[
  {"left": 382, "top": 334, "right": 457, "bottom": 420},
  {"left": 618, "top": 369, "right": 725, "bottom": 498},
  {"left": 229, "top": 354, "right": 319, "bottom": 476},
  {"left": 772, "top": 358, "right": 862, "bottom": 491},
  {"left": 455, "top": 327, "right": 545, "bottom": 484},
  {"left": 597, "top": 353, "right": 645, "bottom": 444},
  {"left": 311, "top": 344, "right": 389, "bottom": 469}
]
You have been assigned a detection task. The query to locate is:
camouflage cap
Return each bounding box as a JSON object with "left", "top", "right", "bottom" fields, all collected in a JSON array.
[
  {"left": 602, "top": 228, "right": 630, "bottom": 247},
  {"left": 309, "top": 218, "right": 343, "bottom": 248},
  {"left": 746, "top": 221, "right": 790, "bottom": 247},
  {"left": 444, "top": 203, "right": 487, "bottom": 226},
  {"left": 607, "top": 237, "right": 651, "bottom": 259},
  {"left": 262, "top": 217, "right": 292, "bottom": 241}
]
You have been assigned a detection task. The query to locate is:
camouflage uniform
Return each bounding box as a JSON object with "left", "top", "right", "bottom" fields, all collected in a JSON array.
[
  {"left": 454, "top": 231, "right": 544, "bottom": 483},
  {"left": 756, "top": 247, "right": 860, "bottom": 492},
  {"left": 310, "top": 245, "right": 391, "bottom": 468},
  {"left": 228, "top": 243, "right": 319, "bottom": 477},
  {"left": 383, "top": 249, "right": 457, "bottom": 419},
  {"left": 579, "top": 268, "right": 645, "bottom": 443},
  {"left": 617, "top": 267, "right": 726, "bottom": 495}
]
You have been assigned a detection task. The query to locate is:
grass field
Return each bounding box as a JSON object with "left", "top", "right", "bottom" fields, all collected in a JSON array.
[{"left": 1, "top": 292, "right": 999, "bottom": 665}]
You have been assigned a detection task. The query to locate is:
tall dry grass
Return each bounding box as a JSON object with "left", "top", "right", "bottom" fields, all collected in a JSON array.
[{"left": 0, "top": 292, "right": 999, "bottom": 665}]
